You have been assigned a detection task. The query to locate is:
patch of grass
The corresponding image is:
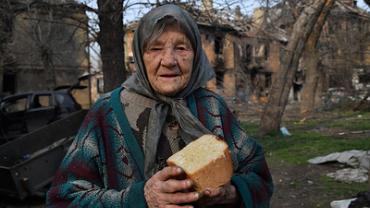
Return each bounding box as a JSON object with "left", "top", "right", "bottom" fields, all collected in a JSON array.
[
  {"left": 242, "top": 122, "right": 370, "bottom": 165},
  {"left": 241, "top": 111, "right": 370, "bottom": 207},
  {"left": 318, "top": 176, "right": 368, "bottom": 197},
  {"left": 328, "top": 117, "right": 370, "bottom": 131},
  {"left": 285, "top": 111, "right": 370, "bottom": 131},
  {"left": 284, "top": 119, "right": 325, "bottom": 130},
  {"left": 240, "top": 122, "right": 259, "bottom": 136}
]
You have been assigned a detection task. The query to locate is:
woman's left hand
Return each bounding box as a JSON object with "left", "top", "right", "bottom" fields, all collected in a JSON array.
[{"left": 196, "top": 183, "right": 239, "bottom": 206}]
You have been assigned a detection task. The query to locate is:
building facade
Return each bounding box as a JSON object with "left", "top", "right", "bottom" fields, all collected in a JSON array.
[{"left": 0, "top": 0, "right": 89, "bottom": 99}]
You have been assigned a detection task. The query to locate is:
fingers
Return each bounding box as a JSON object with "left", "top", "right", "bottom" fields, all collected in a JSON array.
[
  {"left": 202, "top": 187, "right": 222, "bottom": 197},
  {"left": 166, "top": 205, "right": 194, "bottom": 208},
  {"left": 145, "top": 167, "right": 198, "bottom": 208},
  {"left": 161, "top": 179, "right": 193, "bottom": 193},
  {"left": 163, "top": 191, "right": 199, "bottom": 204},
  {"left": 155, "top": 166, "right": 183, "bottom": 181}
]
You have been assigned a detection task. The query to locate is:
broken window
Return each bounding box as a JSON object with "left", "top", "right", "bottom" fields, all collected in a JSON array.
[
  {"left": 264, "top": 44, "right": 270, "bottom": 60},
  {"left": 214, "top": 37, "right": 223, "bottom": 54},
  {"left": 245, "top": 44, "right": 252, "bottom": 64},
  {"left": 215, "top": 70, "right": 225, "bottom": 89},
  {"left": 3, "top": 73, "right": 16, "bottom": 94},
  {"left": 265, "top": 73, "right": 272, "bottom": 88},
  {"left": 359, "top": 73, "right": 370, "bottom": 83}
]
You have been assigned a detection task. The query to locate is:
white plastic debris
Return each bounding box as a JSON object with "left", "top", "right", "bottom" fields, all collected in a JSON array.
[
  {"left": 280, "top": 126, "right": 291, "bottom": 136},
  {"left": 330, "top": 198, "right": 356, "bottom": 208},
  {"left": 308, "top": 150, "right": 370, "bottom": 183},
  {"left": 308, "top": 150, "right": 369, "bottom": 167},
  {"left": 360, "top": 155, "right": 370, "bottom": 170},
  {"left": 326, "top": 168, "right": 368, "bottom": 183}
]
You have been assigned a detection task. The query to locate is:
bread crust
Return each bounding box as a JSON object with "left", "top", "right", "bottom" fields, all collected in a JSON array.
[
  {"left": 187, "top": 148, "right": 233, "bottom": 192},
  {"left": 167, "top": 135, "right": 233, "bottom": 192}
]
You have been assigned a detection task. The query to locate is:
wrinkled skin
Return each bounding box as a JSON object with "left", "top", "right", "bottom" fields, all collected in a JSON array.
[
  {"left": 144, "top": 167, "right": 199, "bottom": 208},
  {"left": 143, "top": 25, "right": 194, "bottom": 96},
  {"left": 144, "top": 166, "right": 239, "bottom": 208}
]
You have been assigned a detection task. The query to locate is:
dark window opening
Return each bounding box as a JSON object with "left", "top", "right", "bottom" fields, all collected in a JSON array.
[
  {"left": 245, "top": 44, "right": 252, "bottom": 64},
  {"left": 214, "top": 37, "right": 223, "bottom": 54},
  {"left": 265, "top": 73, "right": 272, "bottom": 88},
  {"left": 205, "top": 34, "right": 210, "bottom": 41},
  {"left": 3, "top": 73, "right": 16, "bottom": 94},
  {"left": 215, "top": 70, "right": 225, "bottom": 89},
  {"left": 264, "top": 44, "right": 269, "bottom": 60},
  {"left": 329, "top": 76, "right": 342, "bottom": 88},
  {"left": 359, "top": 73, "right": 370, "bottom": 83}
]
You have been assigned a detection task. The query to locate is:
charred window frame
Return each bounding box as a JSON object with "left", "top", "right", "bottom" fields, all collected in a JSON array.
[
  {"left": 3, "top": 72, "right": 16, "bottom": 94},
  {"left": 264, "top": 43, "right": 270, "bottom": 61},
  {"left": 359, "top": 73, "right": 370, "bottom": 84},
  {"left": 215, "top": 70, "right": 225, "bottom": 89},
  {"left": 245, "top": 44, "right": 252, "bottom": 64},
  {"left": 214, "top": 36, "right": 223, "bottom": 55}
]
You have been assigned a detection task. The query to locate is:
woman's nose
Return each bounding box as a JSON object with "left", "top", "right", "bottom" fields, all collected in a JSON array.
[{"left": 160, "top": 48, "right": 177, "bottom": 67}]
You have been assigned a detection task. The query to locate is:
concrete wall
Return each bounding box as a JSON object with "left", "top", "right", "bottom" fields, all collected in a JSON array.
[{"left": 3, "top": 4, "right": 89, "bottom": 94}]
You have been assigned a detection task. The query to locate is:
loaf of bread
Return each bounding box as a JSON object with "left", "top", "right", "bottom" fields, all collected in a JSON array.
[{"left": 167, "top": 134, "right": 233, "bottom": 192}]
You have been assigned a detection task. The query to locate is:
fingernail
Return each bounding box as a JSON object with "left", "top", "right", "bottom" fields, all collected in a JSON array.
[
  {"left": 204, "top": 188, "right": 211, "bottom": 195},
  {"left": 186, "top": 180, "right": 192, "bottom": 186},
  {"left": 194, "top": 192, "right": 199, "bottom": 199},
  {"left": 177, "top": 167, "right": 182, "bottom": 173}
]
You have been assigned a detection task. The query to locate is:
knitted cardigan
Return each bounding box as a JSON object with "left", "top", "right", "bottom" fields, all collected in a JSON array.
[{"left": 46, "top": 87, "right": 273, "bottom": 207}]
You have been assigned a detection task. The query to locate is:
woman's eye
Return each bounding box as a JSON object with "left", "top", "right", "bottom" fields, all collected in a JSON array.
[
  {"left": 176, "top": 46, "right": 187, "bottom": 51},
  {"left": 149, "top": 47, "right": 162, "bottom": 51}
]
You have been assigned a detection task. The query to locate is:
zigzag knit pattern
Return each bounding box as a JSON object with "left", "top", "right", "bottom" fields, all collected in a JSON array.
[{"left": 46, "top": 87, "right": 273, "bottom": 208}]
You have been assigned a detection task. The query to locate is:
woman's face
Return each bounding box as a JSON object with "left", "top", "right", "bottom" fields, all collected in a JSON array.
[{"left": 143, "top": 25, "right": 194, "bottom": 96}]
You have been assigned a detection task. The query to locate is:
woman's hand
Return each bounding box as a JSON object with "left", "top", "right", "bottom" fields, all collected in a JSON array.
[
  {"left": 144, "top": 166, "right": 199, "bottom": 208},
  {"left": 197, "top": 183, "right": 239, "bottom": 206}
]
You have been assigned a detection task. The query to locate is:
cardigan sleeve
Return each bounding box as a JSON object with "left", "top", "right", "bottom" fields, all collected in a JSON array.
[
  {"left": 46, "top": 99, "right": 148, "bottom": 208},
  {"left": 192, "top": 89, "right": 273, "bottom": 208},
  {"left": 231, "top": 140, "right": 273, "bottom": 208},
  {"left": 223, "top": 103, "right": 273, "bottom": 208}
]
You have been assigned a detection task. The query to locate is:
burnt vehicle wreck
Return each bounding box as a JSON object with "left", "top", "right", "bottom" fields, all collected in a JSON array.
[
  {"left": 0, "top": 88, "right": 82, "bottom": 144},
  {"left": 0, "top": 86, "right": 88, "bottom": 199}
]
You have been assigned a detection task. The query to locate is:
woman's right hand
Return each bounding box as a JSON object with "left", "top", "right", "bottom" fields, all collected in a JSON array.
[{"left": 144, "top": 166, "right": 199, "bottom": 208}]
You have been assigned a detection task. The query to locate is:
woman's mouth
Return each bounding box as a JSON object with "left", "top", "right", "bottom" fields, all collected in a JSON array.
[{"left": 160, "top": 74, "right": 179, "bottom": 78}]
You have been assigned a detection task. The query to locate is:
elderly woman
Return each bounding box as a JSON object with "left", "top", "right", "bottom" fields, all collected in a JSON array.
[{"left": 46, "top": 4, "right": 273, "bottom": 208}]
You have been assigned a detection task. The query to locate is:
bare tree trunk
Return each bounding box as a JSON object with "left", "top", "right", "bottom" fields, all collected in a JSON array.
[
  {"left": 300, "top": 0, "right": 335, "bottom": 118},
  {"left": 97, "top": 0, "right": 127, "bottom": 92},
  {"left": 259, "top": 0, "right": 336, "bottom": 136}
]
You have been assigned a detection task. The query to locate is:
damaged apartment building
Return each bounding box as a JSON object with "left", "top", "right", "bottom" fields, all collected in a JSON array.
[
  {"left": 115, "top": 0, "right": 370, "bottom": 106},
  {"left": 124, "top": 1, "right": 259, "bottom": 102},
  {"left": 251, "top": 0, "right": 370, "bottom": 105},
  {"left": 0, "top": 0, "right": 89, "bottom": 105}
]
